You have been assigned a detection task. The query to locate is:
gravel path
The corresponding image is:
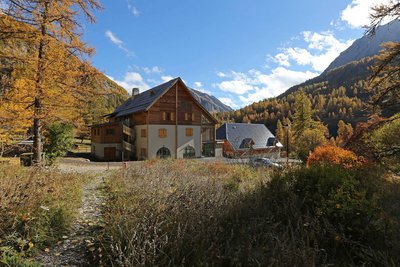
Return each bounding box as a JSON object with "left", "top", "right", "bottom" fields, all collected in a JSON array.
[{"left": 36, "top": 169, "right": 107, "bottom": 266}]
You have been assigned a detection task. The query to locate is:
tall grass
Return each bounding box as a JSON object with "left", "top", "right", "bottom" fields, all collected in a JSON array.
[
  {"left": 100, "top": 160, "right": 400, "bottom": 266},
  {"left": 0, "top": 165, "right": 86, "bottom": 266}
]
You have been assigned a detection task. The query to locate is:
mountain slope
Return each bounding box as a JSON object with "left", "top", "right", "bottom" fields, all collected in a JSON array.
[
  {"left": 190, "top": 88, "right": 233, "bottom": 113},
  {"left": 324, "top": 20, "right": 400, "bottom": 73}
]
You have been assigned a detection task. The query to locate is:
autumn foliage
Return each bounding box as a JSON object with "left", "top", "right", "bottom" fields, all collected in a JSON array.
[{"left": 307, "top": 145, "right": 359, "bottom": 168}]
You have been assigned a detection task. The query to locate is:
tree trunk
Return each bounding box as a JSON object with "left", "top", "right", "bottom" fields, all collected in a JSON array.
[{"left": 32, "top": 2, "right": 49, "bottom": 165}]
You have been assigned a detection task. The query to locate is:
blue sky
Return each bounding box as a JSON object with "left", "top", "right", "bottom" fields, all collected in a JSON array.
[{"left": 82, "top": 0, "right": 388, "bottom": 109}]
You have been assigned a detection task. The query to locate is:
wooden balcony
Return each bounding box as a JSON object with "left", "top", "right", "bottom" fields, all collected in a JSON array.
[
  {"left": 122, "top": 124, "right": 135, "bottom": 137},
  {"left": 122, "top": 140, "right": 134, "bottom": 152}
]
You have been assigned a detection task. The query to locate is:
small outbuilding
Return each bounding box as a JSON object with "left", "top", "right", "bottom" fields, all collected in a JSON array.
[{"left": 216, "top": 123, "right": 282, "bottom": 158}]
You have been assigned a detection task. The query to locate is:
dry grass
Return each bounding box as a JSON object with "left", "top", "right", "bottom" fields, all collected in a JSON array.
[
  {"left": 100, "top": 160, "right": 400, "bottom": 267},
  {"left": 0, "top": 165, "right": 87, "bottom": 266}
]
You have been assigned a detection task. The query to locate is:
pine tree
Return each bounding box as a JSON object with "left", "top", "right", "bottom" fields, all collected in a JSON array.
[
  {"left": 0, "top": 0, "right": 101, "bottom": 164},
  {"left": 336, "top": 120, "right": 353, "bottom": 147},
  {"left": 292, "top": 91, "right": 314, "bottom": 138},
  {"left": 276, "top": 120, "right": 284, "bottom": 143}
]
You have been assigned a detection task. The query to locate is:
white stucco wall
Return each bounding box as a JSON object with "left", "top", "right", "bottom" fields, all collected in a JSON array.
[
  {"left": 177, "top": 125, "right": 201, "bottom": 158},
  {"left": 91, "top": 143, "right": 121, "bottom": 160},
  {"left": 147, "top": 125, "right": 177, "bottom": 158},
  {"left": 143, "top": 125, "right": 202, "bottom": 159}
]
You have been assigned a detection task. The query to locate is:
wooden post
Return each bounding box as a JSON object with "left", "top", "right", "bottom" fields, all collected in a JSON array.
[
  {"left": 146, "top": 111, "right": 149, "bottom": 159},
  {"left": 285, "top": 125, "right": 290, "bottom": 165},
  {"left": 175, "top": 83, "right": 178, "bottom": 159}
]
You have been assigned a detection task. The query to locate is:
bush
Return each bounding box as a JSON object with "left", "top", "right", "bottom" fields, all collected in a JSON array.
[
  {"left": 368, "top": 115, "right": 400, "bottom": 172},
  {"left": 307, "top": 145, "right": 359, "bottom": 168},
  {"left": 43, "top": 122, "right": 75, "bottom": 165}
]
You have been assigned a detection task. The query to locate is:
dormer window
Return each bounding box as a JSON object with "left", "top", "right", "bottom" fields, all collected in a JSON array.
[{"left": 239, "top": 138, "right": 255, "bottom": 149}]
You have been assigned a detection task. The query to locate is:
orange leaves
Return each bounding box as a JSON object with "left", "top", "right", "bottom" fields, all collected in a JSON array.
[{"left": 307, "top": 145, "right": 359, "bottom": 168}]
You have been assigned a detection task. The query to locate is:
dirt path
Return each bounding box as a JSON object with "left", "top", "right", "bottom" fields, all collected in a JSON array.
[{"left": 36, "top": 169, "right": 108, "bottom": 267}]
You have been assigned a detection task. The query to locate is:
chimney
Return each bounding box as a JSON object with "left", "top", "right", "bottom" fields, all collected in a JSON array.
[{"left": 131, "top": 88, "right": 139, "bottom": 98}]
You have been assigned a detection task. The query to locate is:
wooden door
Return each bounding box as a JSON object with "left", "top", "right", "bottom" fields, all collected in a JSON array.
[{"left": 104, "top": 147, "right": 116, "bottom": 161}]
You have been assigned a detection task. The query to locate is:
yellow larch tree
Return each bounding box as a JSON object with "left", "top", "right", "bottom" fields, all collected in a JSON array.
[{"left": 0, "top": 0, "right": 101, "bottom": 164}]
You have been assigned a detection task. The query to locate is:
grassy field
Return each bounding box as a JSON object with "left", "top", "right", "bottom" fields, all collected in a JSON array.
[
  {"left": 0, "top": 165, "right": 88, "bottom": 266},
  {"left": 100, "top": 160, "right": 400, "bottom": 266},
  {"left": 1, "top": 159, "right": 399, "bottom": 266}
]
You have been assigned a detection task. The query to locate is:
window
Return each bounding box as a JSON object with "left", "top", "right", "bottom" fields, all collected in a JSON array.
[
  {"left": 140, "top": 148, "right": 147, "bottom": 158},
  {"left": 191, "top": 112, "right": 195, "bottom": 122},
  {"left": 106, "top": 129, "right": 115, "bottom": 135},
  {"left": 185, "top": 113, "right": 190, "bottom": 121},
  {"left": 159, "top": 128, "right": 167, "bottom": 138},
  {"left": 157, "top": 147, "right": 171, "bottom": 159},
  {"left": 239, "top": 138, "right": 255, "bottom": 149},
  {"left": 185, "top": 128, "right": 193, "bottom": 137},
  {"left": 141, "top": 129, "right": 147, "bottom": 138},
  {"left": 162, "top": 112, "right": 175, "bottom": 121}
]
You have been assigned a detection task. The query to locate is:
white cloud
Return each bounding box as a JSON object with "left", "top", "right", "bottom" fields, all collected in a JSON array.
[
  {"left": 217, "top": 72, "right": 227, "bottom": 78},
  {"left": 126, "top": 0, "right": 140, "bottom": 17},
  {"left": 272, "top": 53, "right": 290, "bottom": 67},
  {"left": 272, "top": 31, "right": 354, "bottom": 72},
  {"left": 161, "top": 75, "right": 174, "bottom": 82},
  {"left": 105, "top": 30, "right": 123, "bottom": 45},
  {"left": 143, "top": 66, "right": 163, "bottom": 74},
  {"left": 215, "top": 71, "right": 257, "bottom": 94},
  {"left": 105, "top": 30, "right": 134, "bottom": 57},
  {"left": 341, "top": 0, "right": 392, "bottom": 28},
  {"left": 215, "top": 67, "right": 318, "bottom": 105},
  {"left": 107, "top": 72, "right": 150, "bottom": 92},
  {"left": 218, "top": 97, "right": 238, "bottom": 108},
  {"left": 242, "top": 67, "right": 318, "bottom": 104},
  {"left": 194, "top": 82, "right": 202, "bottom": 88}
]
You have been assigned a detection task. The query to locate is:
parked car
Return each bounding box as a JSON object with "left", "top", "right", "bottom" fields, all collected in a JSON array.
[{"left": 249, "top": 157, "right": 282, "bottom": 168}]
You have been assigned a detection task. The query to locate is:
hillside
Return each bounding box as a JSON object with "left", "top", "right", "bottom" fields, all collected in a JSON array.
[
  {"left": 190, "top": 88, "right": 233, "bottom": 113},
  {"left": 217, "top": 21, "right": 400, "bottom": 136}
]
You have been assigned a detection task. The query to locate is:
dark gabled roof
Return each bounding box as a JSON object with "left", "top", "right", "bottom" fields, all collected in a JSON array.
[
  {"left": 216, "top": 123, "right": 276, "bottom": 150},
  {"left": 108, "top": 78, "right": 180, "bottom": 118},
  {"left": 108, "top": 77, "right": 218, "bottom": 124}
]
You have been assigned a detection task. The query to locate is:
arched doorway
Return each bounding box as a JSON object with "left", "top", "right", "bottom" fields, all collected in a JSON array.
[
  {"left": 183, "top": 146, "right": 196, "bottom": 158},
  {"left": 156, "top": 147, "right": 171, "bottom": 159}
]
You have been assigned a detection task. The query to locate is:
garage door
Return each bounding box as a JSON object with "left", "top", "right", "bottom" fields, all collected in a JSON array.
[{"left": 104, "top": 147, "right": 116, "bottom": 161}]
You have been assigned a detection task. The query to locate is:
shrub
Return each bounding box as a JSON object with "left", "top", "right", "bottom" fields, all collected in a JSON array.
[
  {"left": 307, "top": 145, "right": 359, "bottom": 168},
  {"left": 43, "top": 122, "right": 75, "bottom": 165},
  {"left": 269, "top": 165, "right": 400, "bottom": 266}
]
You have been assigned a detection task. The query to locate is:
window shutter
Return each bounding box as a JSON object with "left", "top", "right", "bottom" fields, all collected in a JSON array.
[
  {"left": 186, "top": 128, "right": 193, "bottom": 137},
  {"left": 159, "top": 128, "right": 167, "bottom": 138}
]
